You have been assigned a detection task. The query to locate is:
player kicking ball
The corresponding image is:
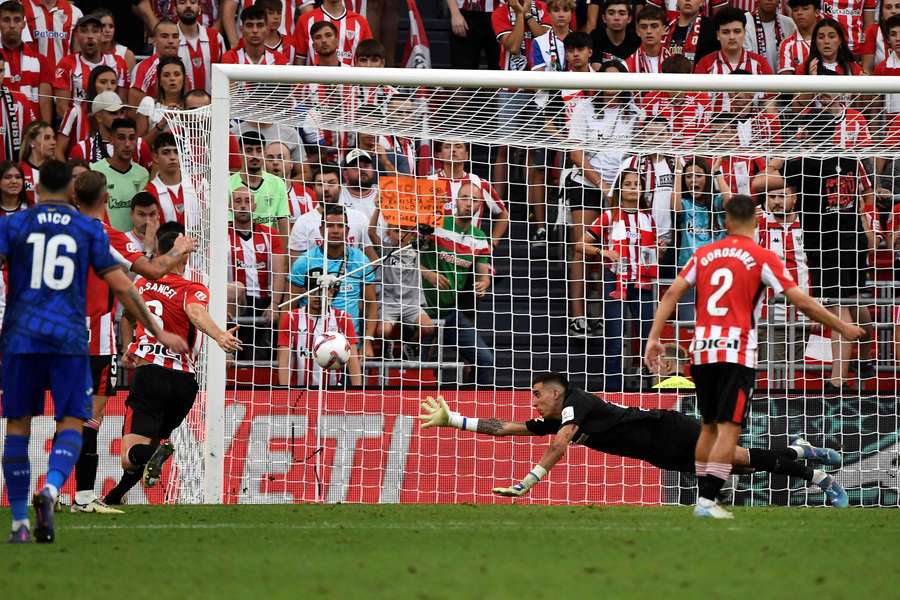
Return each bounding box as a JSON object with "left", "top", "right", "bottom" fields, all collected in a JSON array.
[
  {"left": 420, "top": 373, "right": 846, "bottom": 506},
  {"left": 104, "top": 228, "right": 241, "bottom": 505},
  {"left": 644, "top": 195, "right": 865, "bottom": 519},
  {"left": 0, "top": 161, "right": 189, "bottom": 544}
]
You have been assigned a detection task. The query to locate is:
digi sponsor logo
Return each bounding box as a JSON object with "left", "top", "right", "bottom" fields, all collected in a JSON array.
[{"left": 692, "top": 338, "right": 741, "bottom": 352}]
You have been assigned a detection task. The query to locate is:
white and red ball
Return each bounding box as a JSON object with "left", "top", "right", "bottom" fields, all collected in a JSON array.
[{"left": 313, "top": 332, "right": 351, "bottom": 370}]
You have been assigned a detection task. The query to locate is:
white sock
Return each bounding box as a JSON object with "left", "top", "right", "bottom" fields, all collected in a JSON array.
[
  {"left": 11, "top": 518, "right": 30, "bottom": 531},
  {"left": 74, "top": 490, "right": 95, "bottom": 504},
  {"left": 697, "top": 497, "right": 717, "bottom": 508},
  {"left": 812, "top": 469, "right": 828, "bottom": 486},
  {"left": 43, "top": 483, "right": 59, "bottom": 502}
]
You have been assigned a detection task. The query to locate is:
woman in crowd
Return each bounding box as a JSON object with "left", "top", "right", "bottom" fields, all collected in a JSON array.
[
  {"left": 136, "top": 56, "right": 189, "bottom": 143},
  {"left": 19, "top": 121, "right": 56, "bottom": 205},
  {"left": 0, "top": 161, "right": 28, "bottom": 214}
]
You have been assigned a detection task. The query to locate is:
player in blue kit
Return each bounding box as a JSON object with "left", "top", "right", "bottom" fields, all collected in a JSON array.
[{"left": 0, "top": 161, "right": 189, "bottom": 544}]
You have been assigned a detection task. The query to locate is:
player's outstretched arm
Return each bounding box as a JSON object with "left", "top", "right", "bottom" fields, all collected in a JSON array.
[
  {"left": 419, "top": 396, "right": 532, "bottom": 436},
  {"left": 783, "top": 287, "right": 866, "bottom": 341},
  {"left": 103, "top": 268, "right": 189, "bottom": 354},
  {"left": 644, "top": 276, "right": 691, "bottom": 373},
  {"left": 492, "top": 424, "right": 577, "bottom": 498},
  {"left": 185, "top": 303, "right": 243, "bottom": 352},
  {"left": 132, "top": 234, "right": 198, "bottom": 280}
]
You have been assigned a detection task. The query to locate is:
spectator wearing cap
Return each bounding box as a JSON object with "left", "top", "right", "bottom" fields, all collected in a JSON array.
[
  {"left": 56, "top": 65, "right": 118, "bottom": 160},
  {"left": 129, "top": 19, "right": 181, "bottom": 108},
  {"left": 135, "top": 56, "right": 188, "bottom": 143},
  {"left": 91, "top": 117, "right": 150, "bottom": 232},
  {"left": 0, "top": 0, "right": 51, "bottom": 121},
  {"left": 51, "top": 12, "right": 129, "bottom": 118},
  {"left": 339, "top": 149, "right": 378, "bottom": 221},
  {"left": 67, "top": 91, "right": 153, "bottom": 171},
  {"left": 21, "top": 0, "right": 83, "bottom": 69},
  {"left": 228, "top": 130, "right": 290, "bottom": 240},
  {"left": 0, "top": 51, "right": 36, "bottom": 162}
]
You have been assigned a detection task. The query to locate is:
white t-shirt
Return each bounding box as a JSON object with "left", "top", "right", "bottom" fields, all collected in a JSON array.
[
  {"left": 288, "top": 206, "right": 370, "bottom": 254},
  {"left": 567, "top": 102, "right": 637, "bottom": 187},
  {"left": 339, "top": 186, "right": 379, "bottom": 220}
]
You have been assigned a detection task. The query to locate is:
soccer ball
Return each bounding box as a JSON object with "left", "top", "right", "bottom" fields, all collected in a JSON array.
[{"left": 313, "top": 332, "right": 351, "bottom": 370}]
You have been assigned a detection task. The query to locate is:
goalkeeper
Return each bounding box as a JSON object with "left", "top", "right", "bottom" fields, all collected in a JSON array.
[{"left": 420, "top": 373, "right": 848, "bottom": 507}]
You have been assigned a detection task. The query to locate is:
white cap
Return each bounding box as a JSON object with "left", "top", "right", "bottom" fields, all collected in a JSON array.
[
  {"left": 91, "top": 91, "right": 124, "bottom": 116},
  {"left": 343, "top": 148, "right": 373, "bottom": 166}
]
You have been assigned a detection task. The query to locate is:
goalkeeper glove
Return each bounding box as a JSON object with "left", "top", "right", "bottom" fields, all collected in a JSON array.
[
  {"left": 491, "top": 465, "right": 548, "bottom": 498},
  {"left": 419, "top": 396, "right": 479, "bottom": 432}
]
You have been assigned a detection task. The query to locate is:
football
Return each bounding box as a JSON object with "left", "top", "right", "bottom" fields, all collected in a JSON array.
[{"left": 313, "top": 332, "right": 351, "bottom": 370}]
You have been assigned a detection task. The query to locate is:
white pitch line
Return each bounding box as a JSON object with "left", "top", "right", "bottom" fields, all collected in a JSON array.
[{"left": 62, "top": 521, "right": 678, "bottom": 532}]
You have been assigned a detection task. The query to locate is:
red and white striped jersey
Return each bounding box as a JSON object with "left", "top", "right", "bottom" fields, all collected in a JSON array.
[
  {"left": 679, "top": 234, "right": 797, "bottom": 368},
  {"left": 693, "top": 50, "right": 773, "bottom": 112},
  {"left": 623, "top": 47, "right": 669, "bottom": 74},
  {"left": 586, "top": 208, "right": 658, "bottom": 289},
  {"left": 756, "top": 212, "right": 809, "bottom": 292},
  {"left": 58, "top": 104, "right": 88, "bottom": 145},
  {"left": 646, "top": 0, "right": 726, "bottom": 20},
  {"left": 151, "top": 0, "right": 219, "bottom": 27},
  {"left": 873, "top": 53, "right": 900, "bottom": 113},
  {"left": 287, "top": 180, "right": 317, "bottom": 223},
  {"left": 429, "top": 169, "right": 506, "bottom": 232},
  {"left": 228, "top": 223, "right": 285, "bottom": 299},
  {"left": 130, "top": 53, "right": 161, "bottom": 97},
  {"left": 777, "top": 32, "right": 811, "bottom": 73},
  {"left": 233, "top": 33, "right": 298, "bottom": 64},
  {"left": 221, "top": 46, "right": 289, "bottom": 65},
  {"left": 22, "top": 0, "right": 81, "bottom": 67},
  {"left": 720, "top": 156, "right": 767, "bottom": 197},
  {"left": 294, "top": 5, "right": 373, "bottom": 66},
  {"left": 232, "top": 0, "right": 300, "bottom": 36},
  {"left": 0, "top": 88, "right": 35, "bottom": 161},
  {"left": 821, "top": 0, "right": 876, "bottom": 52},
  {"left": 860, "top": 22, "right": 887, "bottom": 66},
  {"left": 128, "top": 273, "right": 210, "bottom": 374},
  {"left": 146, "top": 176, "right": 194, "bottom": 225},
  {"left": 86, "top": 223, "right": 145, "bottom": 356},
  {"left": 52, "top": 52, "right": 129, "bottom": 108},
  {"left": 1, "top": 42, "right": 47, "bottom": 116},
  {"left": 177, "top": 26, "right": 226, "bottom": 92},
  {"left": 70, "top": 135, "right": 154, "bottom": 171},
  {"left": 492, "top": 1, "right": 552, "bottom": 71},
  {"left": 19, "top": 159, "right": 38, "bottom": 205},
  {"left": 795, "top": 58, "right": 863, "bottom": 75},
  {"left": 643, "top": 90, "right": 711, "bottom": 149},
  {"left": 454, "top": 0, "right": 499, "bottom": 11},
  {"left": 277, "top": 305, "right": 357, "bottom": 387}
]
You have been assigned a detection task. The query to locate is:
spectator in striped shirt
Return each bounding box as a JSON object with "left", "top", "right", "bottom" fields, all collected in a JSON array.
[
  {"left": 56, "top": 64, "right": 118, "bottom": 160},
  {"left": 0, "top": 0, "right": 51, "bottom": 121},
  {"left": 861, "top": 0, "right": 900, "bottom": 73},
  {"left": 222, "top": 4, "right": 289, "bottom": 64},
  {"left": 776, "top": 0, "right": 817, "bottom": 74},
  {"left": 128, "top": 19, "right": 181, "bottom": 108},
  {"left": 145, "top": 132, "right": 196, "bottom": 226},
  {"left": 19, "top": 120, "right": 54, "bottom": 205},
  {"left": 0, "top": 53, "right": 35, "bottom": 162},
  {"left": 175, "top": 0, "right": 226, "bottom": 92}
]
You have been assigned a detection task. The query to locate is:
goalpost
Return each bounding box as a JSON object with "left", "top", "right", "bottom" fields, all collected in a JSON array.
[{"left": 161, "top": 65, "right": 900, "bottom": 507}]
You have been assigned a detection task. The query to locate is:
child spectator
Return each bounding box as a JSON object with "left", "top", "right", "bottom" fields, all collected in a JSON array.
[
  {"left": 145, "top": 132, "right": 197, "bottom": 226},
  {"left": 175, "top": 0, "right": 226, "bottom": 92},
  {"left": 223, "top": 0, "right": 301, "bottom": 48},
  {"left": 294, "top": 0, "right": 372, "bottom": 66},
  {"left": 531, "top": 0, "right": 573, "bottom": 71},
  {"left": 135, "top": 56, "right": 188, "bottom": 142},
  {"left": 0, "top": 0, "right": 50, "bottom": 121},
  {"left": 590, "top": 0, "right": 640, "bottom": 63},
  {"left": 129, "top": 19, "right": 181, "bottom": 107},
  {"left": 861, "top": 0, "right": 900, "bottom": 73},
  {"left": 624, "top": 6, "right": 669, "bottom": 75},
  {"left": 743, "top": 0, "right": 796, "bottom": 72},
  {"left": 661, "top": 0, "right": 719, "bottom": 63},
  {"left": 222, "top": 5, "right": 289, "bottom": 64},
  {"left": 694, "top": 9, "right": 773, "bottom": 77},
  {"left": 644, "top": 55, "right": 713, "bottom": 150},
  {"left": 777, "top": 0, "right": 818, "bottom": 73}
]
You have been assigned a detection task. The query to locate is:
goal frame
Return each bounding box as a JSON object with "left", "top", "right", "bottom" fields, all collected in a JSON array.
[{"left": 204, "top": 65, "right": 900, "bottom": 504}]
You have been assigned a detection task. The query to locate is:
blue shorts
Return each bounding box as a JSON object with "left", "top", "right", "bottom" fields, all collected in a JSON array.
[{"left": 1, "top": 354, "right": 92, "bottom": 421}]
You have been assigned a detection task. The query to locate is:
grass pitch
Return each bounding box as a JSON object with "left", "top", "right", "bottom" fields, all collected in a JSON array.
[{"left": 2, "top": 504, "right": 898, "bottom": 599}]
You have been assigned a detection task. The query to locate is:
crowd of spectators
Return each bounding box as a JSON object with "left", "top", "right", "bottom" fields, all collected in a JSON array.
[{"left": 1, "top": 0, "right": 899, "bottom": 391}]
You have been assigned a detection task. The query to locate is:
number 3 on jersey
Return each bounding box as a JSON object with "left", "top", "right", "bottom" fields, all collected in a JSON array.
[
  {"left": 27, "top": 232, "right": 76, "bottom": 290},
  {"left": 706, "top": 267, "right": 733, "bottom": 317}
]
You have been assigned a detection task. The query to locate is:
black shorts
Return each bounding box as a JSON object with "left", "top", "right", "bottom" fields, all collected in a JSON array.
[
  {"left": 691, "top": 362, "right": 756, "bottom": 425},
  {"left": 642, "top": 411, "right": 702, "bottom": 473},
  {"left": 565, "top": 176, "right": 605, "bottom": 212},
  {"left": 809, "top": 235, "right": 868, "bottom": 302},
  {"left": 124, "top": 364, "right": 198, "bottom": 440},
  {"left": 90, "top": 355, "right": 118, "bottom": 397}
]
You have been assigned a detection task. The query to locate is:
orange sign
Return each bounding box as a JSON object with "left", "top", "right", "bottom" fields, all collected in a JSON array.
[{"left": 379, "top": 176, "right": 446, "bottom": 227}]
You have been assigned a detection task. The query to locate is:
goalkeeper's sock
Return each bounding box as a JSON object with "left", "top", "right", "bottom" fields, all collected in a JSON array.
[
  {"left": 3, "top": 434, "right": 31, "bottom": 525},
  {"left": 45, "top": 429, "right": 83, "bottom": 501},
  {"left": 698, "top": 463, "right": 731, "bottom": 501},
  {"left": 105, "top": 470, "right": 142, "bottom": 505},
  {"left": 128, "top": 443, "right": 156, "bottom": 467},
  {"left": 75, "top": 421, "right": 100, "bottom": 497},
  {"left": 749, "top": 448, "right": 814, "bottom": 482}
]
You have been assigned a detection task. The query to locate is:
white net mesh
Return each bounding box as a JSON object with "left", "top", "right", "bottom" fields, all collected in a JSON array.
[{"left": 166, "top": 72, "right": 900, "bottom": 507}]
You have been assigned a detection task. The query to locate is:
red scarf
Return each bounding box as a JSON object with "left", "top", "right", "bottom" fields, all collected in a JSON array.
[{"left": 664, "top": 16, "right": 703, "bottom": 61}]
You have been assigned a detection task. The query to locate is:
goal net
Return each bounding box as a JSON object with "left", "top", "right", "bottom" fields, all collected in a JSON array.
[{"left": 163, "top": 66, "right": 899, "bottom": 507}]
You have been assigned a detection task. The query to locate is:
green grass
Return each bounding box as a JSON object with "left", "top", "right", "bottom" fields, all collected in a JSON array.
[{"left": 2, "top": 505, "right": 898, "bottom": 599}]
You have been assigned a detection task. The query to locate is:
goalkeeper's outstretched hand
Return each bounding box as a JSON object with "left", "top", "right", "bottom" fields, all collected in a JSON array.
[
  {"left": 492, "top": 482, "right": 531, "bottom": 498},
  {"left": 419, "top": 396, "right": 451, "bottom": 429}
]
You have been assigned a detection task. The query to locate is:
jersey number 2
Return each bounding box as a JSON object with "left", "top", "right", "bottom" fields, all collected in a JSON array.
[
  {"left": 27, "top": 233, "right": 76, "bottom": 290},
  {"left": 706, "top": 267, "right": 733, "bottom": 317}
]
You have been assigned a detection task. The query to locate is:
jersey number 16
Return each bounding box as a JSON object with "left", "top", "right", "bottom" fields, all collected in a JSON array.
[{"left": 27, "top": 233, "right": 76, "bottom": 290}]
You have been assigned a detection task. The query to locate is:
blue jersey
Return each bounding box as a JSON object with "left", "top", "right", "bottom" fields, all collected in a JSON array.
[
  {"left": 289, "top": 245, "right": 375, "bottom": 336},
  {"left": 0, "top": 202, "right": 119, "bottom": 355},
  {"left": 677, "top": 194, "right": 726, "bottom": 267}
]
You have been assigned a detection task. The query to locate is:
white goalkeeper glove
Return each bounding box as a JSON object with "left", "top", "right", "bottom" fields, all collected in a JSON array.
[
  {"left": 419, "top": 396, "right": 480, "bottom": 432},
  {"left": 491, "top": 465, "right": 548, "bottom": 498}
]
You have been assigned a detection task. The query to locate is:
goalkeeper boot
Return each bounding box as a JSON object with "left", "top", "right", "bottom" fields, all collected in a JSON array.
[
  {"left": 142, "top": 441, "right": 175, "bottom": 488},
  {"left": 71, "top": 493, "right": 124, "bottom": 514},
  {"left": 818, "top": 474, "right": 849, "bottom": 508},
  {"left": 693, "top": 498, "right": 735, "bottom": 519},
  {"left": 789, "top": 436, "right": 842, "bottom": 467},
  {"left": 32, "top": 488, "right": 56, "bottom": 543},
  {"left": 7, "top": 524, "right": 32, "bottom": 544}
]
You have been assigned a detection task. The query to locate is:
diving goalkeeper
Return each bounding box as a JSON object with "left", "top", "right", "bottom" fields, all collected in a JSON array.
[{"left": 419, "top": 373, "right": 848, "bottom": 507}]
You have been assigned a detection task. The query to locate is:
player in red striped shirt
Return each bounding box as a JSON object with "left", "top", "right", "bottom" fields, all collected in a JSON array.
[
  {"left": 104, "top": 228, "right": 240, "bottom": 502},
  {"left": 74, "top": 171, "right": 198, "bottom": 513},
  {"left": 222, "top": 4, "right": 289, "bottom": 65},
  {"left": 0, "top": 1, "right": 50, "bottom": 121},
  {"left": 128, "top": 19, "right": 180, "bottom": 108},
  {"left": 294, "top": 0, "right": 372, "bottom": 65},
  {"left": 645, "top": 195, "right": 865, "bottom": 518},
  {"left": 51, "top": 13, "right": 128, "bottom": 119},
  {"left": 175, "top": 0, "right": 226, "bottom": 92}
]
